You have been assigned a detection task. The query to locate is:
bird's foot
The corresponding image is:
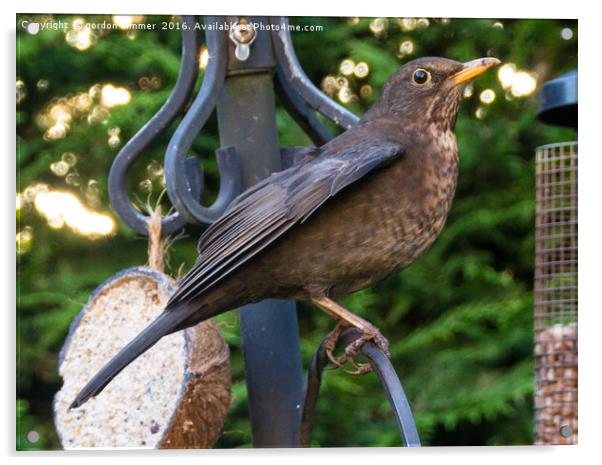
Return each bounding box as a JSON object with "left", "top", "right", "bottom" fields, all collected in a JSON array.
[
  {"left": 324, "top": 320, "right": 348, "bottom": 368},
  {"left": 324, "top": 320, "right": 391, "bottom": 375}
]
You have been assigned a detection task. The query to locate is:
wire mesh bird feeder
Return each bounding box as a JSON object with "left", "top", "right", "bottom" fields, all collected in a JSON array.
[{"left": 534, "top": 70, "right": 577, "bottom": 445}]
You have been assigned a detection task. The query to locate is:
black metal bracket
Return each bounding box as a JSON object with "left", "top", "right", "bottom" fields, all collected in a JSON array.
[
  {"left": 164, "top": 17, "right": 243, "bottom": 226},
  {"left": 301, "top": 327, "right": 421, "bottom": 447},
  {"left": 108, "top": 16, "right": 243, "bottom": 235},
  {"left": 108, "top": 15, "right": 359, "bottom": 236},
  {"left": 108, "top": 15, "right": 201, "bottom": 235}
]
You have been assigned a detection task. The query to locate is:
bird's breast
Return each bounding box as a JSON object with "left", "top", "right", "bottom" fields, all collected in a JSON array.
[
  {"left": 257, "top": 130, "right": 460, "bottom": 299},
  {"left": 365, "top": 137, "right": 459, "bottom": 270}
]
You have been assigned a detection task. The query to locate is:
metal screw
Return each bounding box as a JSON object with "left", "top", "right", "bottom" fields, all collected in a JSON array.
[
  {"left": 26, "top": 430, "right": 40, "bottom": 443},
  {"left": 229, "top": 18, "right": 256, "bottom": 61},
  {"left": 559, "top": 425, "right": 573, "bottom": 438}
]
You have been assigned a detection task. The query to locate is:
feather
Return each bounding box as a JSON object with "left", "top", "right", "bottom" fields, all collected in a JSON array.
[{"left": 167, "top": 140, "right": 405, "bottom": 308}]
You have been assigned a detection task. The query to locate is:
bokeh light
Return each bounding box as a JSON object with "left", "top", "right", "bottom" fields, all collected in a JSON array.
[
  {"left": 17, "top": 227, "right": 34, "bottom": 255},
  {"left": 25, "top": 22, "right": 40, "bottom": 35},
  {"left": 480, "top": 89, "right": 496, "bottom": 104},
  {"left": 354, "top": 62, "right": 370, "bottom": 78},
  {"left": 22, "top": 182, "right": 49, "bottom": 203},
  {"left": 50, "top": 161, "right": 70, "bottom": 177},
  {"left": 61, "top": 152, "right": 78, "bottom": 167},
  {"left": 199, "top": 46, "right": 209, "bottom": 69},
  {"left": 463, "top": 83, "right": 474, "bottom": 98},
  {"left": 510, "top": 72, "right": 537, "bottom": 97},
  {"left": 370, "top": 18, "right": 388, "bottom": 37},
  {"left": 360, "top": 85, "right": 372, "bottom": 98},
  {"left": 112, "top": 15, "right": 145, "bottom": 29},
  {"left": 107, "top": 127, "right": 121, "bottom": 148},
  {"left": 398, "top": 40, "right": 414, "bottom": 58},
  {"left": 16, "top": 80, "right": 27, "bottom": 104},
  {"left": 497, "top": 63, "right": 538, "bottom": 98},
  {"left": 338, "top": 87, "right": 353, "bottom": 104},
  {"left": 65, "top": 172, "right": 82, "bottom": 187},
  {"left": 65, "top": 19, "right": 96, "bottom": 51},
  {"left": 44, "top": 123, "right": 69, "bottom": 141},
  {"left": 146, "top": 160, "right": 164, "bottom": 178},
  {"left": 399, "top": 18, "right": 417, "bottom": 32},
  {"left": 139, "top": 179, "right": 153, "bottom": 194},
  {"left": 35, "top": 81, "right": 131, "bottom": 143},
  {"left": 86, "top": 180, "right": 101, "bottom": 207},
  {"left": 337, "top": 77, "right": 349, "bottom": 89},
  {"left": 321, "top": 75, "right": 338, "bottom": 96},
  {"left": 101, "top": 84, "right": 131, "bottom": 108},
  {"left": 36, "top": 79, "right": 49, "bottom": 92},
  {"left": 339, "top": 59, "right": 355, "bottom": 76},
  {"left": 138, "top": 76, "right": 161, "bottom": 91},
  {"left": 417, "top": 18, "right": 430, "bottom": 30},
  {"left": 38, "top": 102, "right": 72, "bottom": 140},
  {"left": 87, "top": 105, "right": 110, "bottom": 124},
  {"left": 33, "top": 190, "right": 115, "bottom": 238},
  {"left": 112, "top": 16, "right": 133, "bottom": 29}
]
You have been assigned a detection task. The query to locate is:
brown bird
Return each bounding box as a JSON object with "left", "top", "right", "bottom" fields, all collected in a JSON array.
[{"left": 70, "top": 56, "right": 500, "bottom": 409}]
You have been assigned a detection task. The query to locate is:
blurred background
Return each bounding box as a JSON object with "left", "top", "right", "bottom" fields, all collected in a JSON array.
[{"left": 16, "top": 15, "right": 577, "bottom": 449}]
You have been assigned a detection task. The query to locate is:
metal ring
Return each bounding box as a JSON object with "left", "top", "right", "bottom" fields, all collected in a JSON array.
[
  {"left": 107, "top": 15, "right": 200, "bottom": 236},
  {"left": 164, "top": 16, "right": 243, "bottom": 226}
]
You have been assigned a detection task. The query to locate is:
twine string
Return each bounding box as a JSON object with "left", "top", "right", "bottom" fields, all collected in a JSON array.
[{"left": 147, "top": 200, "right": 167, "bottom": 273}]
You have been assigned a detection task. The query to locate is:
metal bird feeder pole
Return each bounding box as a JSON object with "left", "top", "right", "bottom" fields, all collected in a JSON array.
[
  {"left": 108, "top": 15, "right": 420, "bottom": 447},
  {"left": 217, "top": 16, "right": 304, "bottom": 447}
]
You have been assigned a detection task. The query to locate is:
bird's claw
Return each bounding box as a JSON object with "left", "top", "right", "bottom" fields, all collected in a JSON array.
[
  {"left": 324, "top": 322, "right": 390, "bottom": 375},
  {"left": 345, "top": 362, "right": 372, "bottom": 376},
  {"left": 325, "top": 349, "right": 341, "bottom": 369},
  {"left": 324, "top": 322, "right": 346, "bottom": 369}
]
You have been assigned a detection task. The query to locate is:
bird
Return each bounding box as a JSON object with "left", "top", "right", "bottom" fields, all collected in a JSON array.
[{"left": 70, "top": 56, "right": 500, "bottom": 409}]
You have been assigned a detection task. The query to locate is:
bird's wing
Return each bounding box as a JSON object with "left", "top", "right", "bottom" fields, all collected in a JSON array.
[
  {"left": 280, "top": 146, "right": 320, "bottom": 169},
  {"left": 166, "top": 139, "right": 405, "bottom": 306}
]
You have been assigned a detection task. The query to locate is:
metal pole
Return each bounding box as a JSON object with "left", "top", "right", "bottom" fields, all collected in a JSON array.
[{"left": 215, "top": 16, "right": 304, "bottom": 447}]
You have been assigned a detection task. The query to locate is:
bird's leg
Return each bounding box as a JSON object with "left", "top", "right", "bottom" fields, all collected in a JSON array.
[{"left": 311, "top": 295, "right": 390, "bottom": 374}]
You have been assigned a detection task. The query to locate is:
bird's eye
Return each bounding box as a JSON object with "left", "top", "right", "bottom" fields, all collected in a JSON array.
[{"left": 412, "top": 69, "right": 431, "bottom": 86}]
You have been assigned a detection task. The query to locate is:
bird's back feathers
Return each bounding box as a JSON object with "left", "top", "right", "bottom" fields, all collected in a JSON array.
[{"left": 167, "top": 139, "right": 405, "bottom": 307}]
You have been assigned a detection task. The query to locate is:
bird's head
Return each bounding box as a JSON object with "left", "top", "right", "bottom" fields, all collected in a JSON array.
[{"left": 369, "top": 56, "right": 501, "bottom": 130}]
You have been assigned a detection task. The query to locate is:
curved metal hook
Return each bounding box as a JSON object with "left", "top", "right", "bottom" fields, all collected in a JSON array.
[
  {"left": 164, "top": 16, "right": 243, "bottom": 225},
  {"left": 271, "top": 16, "right": 360, "bottom": 131},
  {"left": 108, "top": 15, "right": 201, "bottom": 236},
  {"left": 300, "top": 327, "right": 421, "bottom": 447},
  {"left": 274, "top": 65, "right": 332, "bottom": 146}
]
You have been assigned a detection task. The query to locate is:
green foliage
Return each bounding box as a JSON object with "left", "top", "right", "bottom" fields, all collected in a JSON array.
[{"left": 16, "top": 15, "right": 576, "bottom": 449}]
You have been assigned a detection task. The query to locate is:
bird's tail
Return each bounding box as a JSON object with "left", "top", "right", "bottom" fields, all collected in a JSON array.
[{"left": 68, "top": 307, "right": 194, "bottom": 410}]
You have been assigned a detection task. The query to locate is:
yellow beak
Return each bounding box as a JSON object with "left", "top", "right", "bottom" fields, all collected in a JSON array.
[{"left": 448, "top": 57, "right": 501, "bottom": 86}]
